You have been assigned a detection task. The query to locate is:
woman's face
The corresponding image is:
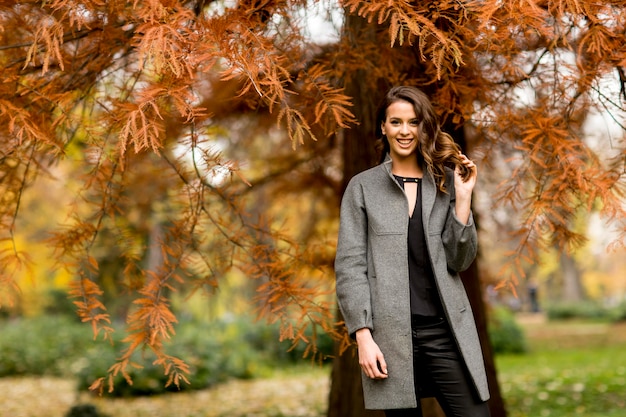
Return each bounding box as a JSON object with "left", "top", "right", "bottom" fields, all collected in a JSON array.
[{"left": 381, "top": 100, "right": 420, "bottom": 162}]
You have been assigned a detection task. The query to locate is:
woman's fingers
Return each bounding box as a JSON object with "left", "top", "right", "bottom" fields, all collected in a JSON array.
[
  {"left": 377, "top": 355, "right": 388, "bottom": 377},
  {"left": 357, "top": 338, "right": 388, "bottom": 379},
  {"left": 458, "top": 153, "right": 474, "bottom": 167},
  {"left": 456, "top": 153, "right": 477, "bottom": 182},
  {"left": 363, "top": 359, "right": 387, "bottom": 379}
]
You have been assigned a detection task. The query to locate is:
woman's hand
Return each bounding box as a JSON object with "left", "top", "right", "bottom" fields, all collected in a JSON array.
[
  {"left": 454, "top": 153, "right": 477, "bottom": 193},
  {"left": 355, "top": 328, "right": 388, "bottom": 380},
  {"left": 454, "top": 153, "right": 477, "bottom": 224}
]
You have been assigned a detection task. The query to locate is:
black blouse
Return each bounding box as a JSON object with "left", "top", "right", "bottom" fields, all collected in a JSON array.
[{"left": 394, "top": 175, "right": 444, "bottom": 318}]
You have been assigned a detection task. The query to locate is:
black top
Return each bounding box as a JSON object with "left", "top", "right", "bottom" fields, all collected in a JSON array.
[{"left": 393, "top": 175, "right": 444, "bottom": 318}]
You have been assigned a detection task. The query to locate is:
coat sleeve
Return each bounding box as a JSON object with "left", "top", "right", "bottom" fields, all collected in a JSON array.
[
  {"left": 334, "top": 178, "right": 373, "bottom": 337},
  {"left": 441, "top": 171, "right": 478, "bottom": 273}
]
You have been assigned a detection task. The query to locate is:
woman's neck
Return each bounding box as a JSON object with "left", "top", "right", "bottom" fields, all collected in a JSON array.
[{"left": 391, "top": 158, "right": 423, "bottom": 178}]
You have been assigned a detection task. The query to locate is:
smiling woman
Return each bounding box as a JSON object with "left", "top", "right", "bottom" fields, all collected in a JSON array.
[{"left": 335, "top": 86, "right": 489, "bottom": 417}]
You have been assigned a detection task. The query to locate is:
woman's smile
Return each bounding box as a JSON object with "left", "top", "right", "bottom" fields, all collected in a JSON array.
[{"left": 396, "top": 137, "right": 414, "bottom": 145}]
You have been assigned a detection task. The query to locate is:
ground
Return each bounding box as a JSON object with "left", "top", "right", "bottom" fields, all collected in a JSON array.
[{"left": 0, "top": 366, "right": 330, "bottom": 417}]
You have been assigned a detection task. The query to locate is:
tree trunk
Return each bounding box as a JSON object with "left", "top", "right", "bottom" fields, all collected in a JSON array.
[{"left": 560, "top": 252, "right": 586, "bottom": 302}]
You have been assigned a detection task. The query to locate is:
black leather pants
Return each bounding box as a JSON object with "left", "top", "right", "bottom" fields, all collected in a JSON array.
[{"left": 384, "top": 317, "right": 490, "bottom": 417}]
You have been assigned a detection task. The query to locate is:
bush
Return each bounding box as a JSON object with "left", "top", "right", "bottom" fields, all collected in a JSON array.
[
  {"left": 64, "top": 404, "right": 107, "bottom": 417},
  {"left": 0, "top": 313, "right": 334, "bottom": 397},
  {"left": 44, "top": 289, "right": 83, "bottom": 317},
  {"left": 0, "top": 315, "right": 94, "bottom": 377},
  {"left": 545, "top": 301, "right": 610, "bottom": 321},
  {"left": 609, "top": 299, "right": 626, "bottom": 322},
  {"left": 244, "top": 318, "right": 335, "bottom": 363},
  {"left": 72, "top": 317, "right": 281, "bottom": 396},
  {"left": 488, "top": 307, "right": 527, "bottom": 354}
]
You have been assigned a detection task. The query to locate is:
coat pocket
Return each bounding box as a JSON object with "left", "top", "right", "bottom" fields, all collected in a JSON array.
[{"left": 368, "top": 213, "right": 405, "bottom": 235}]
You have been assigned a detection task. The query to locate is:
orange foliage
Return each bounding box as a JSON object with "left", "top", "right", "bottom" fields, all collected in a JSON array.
[{"left": 1, "top": 0, "right": 625, "bottom": 394}]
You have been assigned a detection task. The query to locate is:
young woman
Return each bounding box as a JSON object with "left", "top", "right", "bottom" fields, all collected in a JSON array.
[{"left": 335, "top": 86, "right": 491, "bottom": 417}]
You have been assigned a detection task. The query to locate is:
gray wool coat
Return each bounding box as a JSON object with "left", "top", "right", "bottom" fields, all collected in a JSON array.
[{"left": 334, "top": 158, "right": 490, "bottom": 410}]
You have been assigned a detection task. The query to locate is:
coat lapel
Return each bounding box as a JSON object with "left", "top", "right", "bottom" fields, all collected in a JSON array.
[{"left": 421, "top": 169, "right": 437, "bottom": 234}]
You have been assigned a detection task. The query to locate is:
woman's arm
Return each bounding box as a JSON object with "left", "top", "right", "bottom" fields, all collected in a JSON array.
[
  {"left": 335, "top": 176, "right": 388, "bottom": 381},
  {"left": 442, "top": 155, "right": 478, "bottom": 272},
  {"left": 334, "top": 179, "right": 374, "bottom": 336}
]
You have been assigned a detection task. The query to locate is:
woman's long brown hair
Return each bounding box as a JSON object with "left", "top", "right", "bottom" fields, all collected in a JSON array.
[{"left": 375, "top": 86, "right": 471, "bottom": 192}]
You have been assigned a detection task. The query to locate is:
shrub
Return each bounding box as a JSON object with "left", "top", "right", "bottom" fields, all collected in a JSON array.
[
  {"left": 44, "top": 289, "right": 83, "bottom": 317},
  {"left": 0, "top": 313, "right": 334, "bottom": 397},
  {"left": 244, "top": 318, "right": 335, "bottom": 363},
  {"left": 545, "top": 301, "right": 610, "bottom": 321},
  {"left": 73, "top": 318, "right": 273, "bottom": 396},
  {"left": 74, "top": 315, "right": 333, "bottom": 396},
  {"left": 64, "top": 404, "right": 107, "bottom": 417},
  {"left": 488, "top": 307, "right": 527, "bottom": 354},
  {"left": 609, "top": 299, "right": 626, "bottom": 322},
  {"left": 0, "top": 315, "right": 93, "bottom": 377}
]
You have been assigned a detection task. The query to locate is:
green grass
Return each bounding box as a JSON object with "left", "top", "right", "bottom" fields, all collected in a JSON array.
[{"left": 496, "top": 318, "right": 626, "bottom": 417}]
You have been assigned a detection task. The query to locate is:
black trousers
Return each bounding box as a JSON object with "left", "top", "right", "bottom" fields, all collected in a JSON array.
[{"left": 385, "top": 318, "right": 490, "bottom": 417}]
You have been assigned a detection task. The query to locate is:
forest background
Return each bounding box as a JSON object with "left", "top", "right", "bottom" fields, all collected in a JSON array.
[{"left": 1, "top": 1, "right": 626, "bottom": 417}]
